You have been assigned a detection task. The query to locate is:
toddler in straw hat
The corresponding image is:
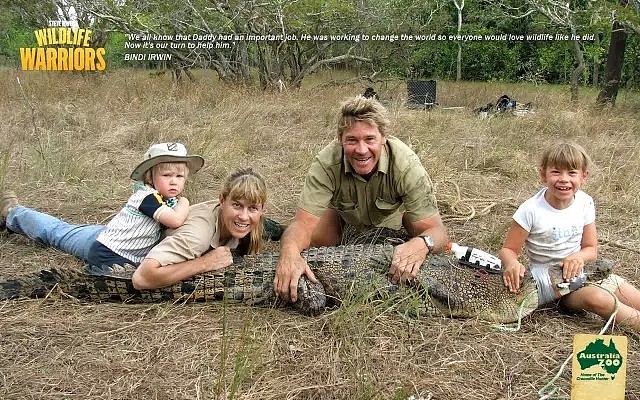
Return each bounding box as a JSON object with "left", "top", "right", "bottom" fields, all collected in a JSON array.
[
  {"left": 92, "top": 142, "right": 204, "bottom": 265},
  {"left": 0, "top": 142, "right": 204, "bottom": 267}
]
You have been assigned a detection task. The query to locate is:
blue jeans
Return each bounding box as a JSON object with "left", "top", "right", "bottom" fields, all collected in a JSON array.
[{"left": 6, "top": 206, "right": 106, "bottom": 265}]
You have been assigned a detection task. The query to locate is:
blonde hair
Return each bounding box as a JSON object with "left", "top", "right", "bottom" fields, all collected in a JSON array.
[
  {"left": 337, "top": 96, "right": 390, "bottom": 139},
  {"left": 539, "top": 141, "right": 591, "bottom": 172},
  {"left": 144, "top": 162, "right": 189, "bottom": 187},
  {"left": 221, "top": 168, "right": 267, "bottom": 254}
]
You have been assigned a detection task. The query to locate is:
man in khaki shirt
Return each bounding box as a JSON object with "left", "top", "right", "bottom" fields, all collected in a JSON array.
[{"left": 274, "top": 96, "right": 448, "bottom": 302}]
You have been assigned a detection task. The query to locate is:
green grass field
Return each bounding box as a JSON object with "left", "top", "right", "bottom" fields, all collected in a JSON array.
[{"left": 1, "top": 69, "right": 639, "bottom": 399}]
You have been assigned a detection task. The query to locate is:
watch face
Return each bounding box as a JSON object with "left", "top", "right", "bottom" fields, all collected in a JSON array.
[{"left": 422, "top": 235, "right": 434, "bottom": 250}]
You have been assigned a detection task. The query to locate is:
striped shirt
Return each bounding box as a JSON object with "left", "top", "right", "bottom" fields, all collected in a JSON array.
[{"left": 96, "top": 186, "right": 174, "bottom": 264}]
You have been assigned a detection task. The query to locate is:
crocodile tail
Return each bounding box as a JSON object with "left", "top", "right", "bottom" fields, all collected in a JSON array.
[
  {"left": 0, "top": 267, "right": 89, "bottom": 300},
  {"left": 0, "top": 265, "right": 146, "bottom": 302}
]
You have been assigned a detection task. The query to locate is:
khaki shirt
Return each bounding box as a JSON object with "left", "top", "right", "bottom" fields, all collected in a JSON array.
[
  {"left": 298, "top": 136, "right": 438, "bottom": 229},
  {"left": 145, "top": 200, "right": 239, "bottom": 266}
]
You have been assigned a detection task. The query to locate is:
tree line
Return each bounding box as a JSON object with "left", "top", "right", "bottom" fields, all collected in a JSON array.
[{"left": 2, "top": 0, "right": 639, "bottom": 104}]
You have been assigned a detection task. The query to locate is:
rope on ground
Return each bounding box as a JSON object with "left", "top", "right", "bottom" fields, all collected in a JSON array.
[
  {"left": 536, "top": 282, "right": 620, "bottom": 400},
  {"left": 435, "top": 179, "right": 516, "bottom": 222}
]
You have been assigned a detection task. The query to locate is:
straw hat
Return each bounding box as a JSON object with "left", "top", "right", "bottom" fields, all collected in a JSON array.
[{"left": 130, "top": 142, "right": 204, "bottom": 181}]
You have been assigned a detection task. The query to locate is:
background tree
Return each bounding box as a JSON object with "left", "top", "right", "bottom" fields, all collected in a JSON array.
[
  {"left": 596, "top": 0, "right": 640, "bottom": 105},
  {"left": 70, "top": 0, "right": 375, "bottom": 87},
  {"left": 496, "top": 0, "right": 594, "bottom": 101},
  {"left": 597, "top": 11, "right": 628, "bottom": 105},
  {"left": 3, "top": 0, "right": 640, "bottom": 93},
  {"left": 453, "top": 0, "right": 464, "bottom": 81}
]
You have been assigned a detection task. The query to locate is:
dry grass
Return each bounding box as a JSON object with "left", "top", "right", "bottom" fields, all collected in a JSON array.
[{"left": 1, "top": 68, "right": 640, "bottom": 399}]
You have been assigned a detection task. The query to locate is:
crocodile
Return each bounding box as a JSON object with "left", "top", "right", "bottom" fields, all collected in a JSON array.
[{"left": 0, "top": 243, "right": 612, "bottom": 323}]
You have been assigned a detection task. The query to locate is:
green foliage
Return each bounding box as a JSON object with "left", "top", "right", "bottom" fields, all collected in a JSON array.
[
  {"left": 622, "top": 33, "right": 640, "bottom": 87},
  {"left": 2, "top": 0, "right": 640, "bottom": 88},
  {"left": 103, "top": 32, "right": 128, "bottom": 68},
  {"left": 0, "top": 25, "right": 36, "bottom": 66},
  {"left": 535, "top": 43, "right": 573, "bottom": 83},
  {"left": 409, "top": 42, "right": 457, "bottom": 79},
  {"left": 463, "top": 41, "right": 522, "bottom": 81},
  {"left": 0, "top": 9, "right": 39, "bottom": 67}
]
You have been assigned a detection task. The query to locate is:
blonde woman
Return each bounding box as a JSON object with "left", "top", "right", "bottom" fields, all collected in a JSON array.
[{"left": 132, "top": 167, "right": 269, "bottom": 289}]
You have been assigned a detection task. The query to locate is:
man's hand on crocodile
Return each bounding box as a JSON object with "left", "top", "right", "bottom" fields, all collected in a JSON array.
[
  {"left": 389, "top": 238, "right": 428, "bottom": 284},
  {"left": 274, "top": 252, "right": 318, "bottom": 303}
]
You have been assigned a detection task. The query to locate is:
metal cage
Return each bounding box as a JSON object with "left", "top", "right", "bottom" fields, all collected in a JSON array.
[{"left": 406, "top": 80, "right": 437, "bottom": 109}]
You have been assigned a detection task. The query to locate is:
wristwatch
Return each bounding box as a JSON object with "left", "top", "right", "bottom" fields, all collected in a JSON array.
[{"left": 419, "top": 235, "right": 435, "bottom": 253}]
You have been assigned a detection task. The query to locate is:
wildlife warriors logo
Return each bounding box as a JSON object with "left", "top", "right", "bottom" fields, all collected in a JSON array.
[
  {"left": 20, "top": 21, "right": 106, "bottom": 71},
  {"left": 571, "top": 334, "right": 627, "bottom": 400}
]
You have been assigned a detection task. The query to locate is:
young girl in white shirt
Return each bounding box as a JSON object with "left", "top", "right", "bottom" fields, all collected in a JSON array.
[{"left": 499, "top": 141, "right": 640, "bottom": 331}]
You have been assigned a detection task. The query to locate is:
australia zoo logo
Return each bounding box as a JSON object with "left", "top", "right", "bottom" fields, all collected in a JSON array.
[
  {"left": 20, "top": 24, "right": 106, "bottom": 71},
  {"left": 575, "top": 337, "right": 623, "bottom": 381}
]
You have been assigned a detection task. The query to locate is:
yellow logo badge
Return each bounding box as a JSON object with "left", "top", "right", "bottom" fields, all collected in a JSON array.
[{"left": 571, "top": 334, "right": 627, "bottom": 399}]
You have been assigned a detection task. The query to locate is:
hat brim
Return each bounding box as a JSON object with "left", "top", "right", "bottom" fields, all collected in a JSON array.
[{"left": 130, "top": 154, "right": 205, "bottom": 181}]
